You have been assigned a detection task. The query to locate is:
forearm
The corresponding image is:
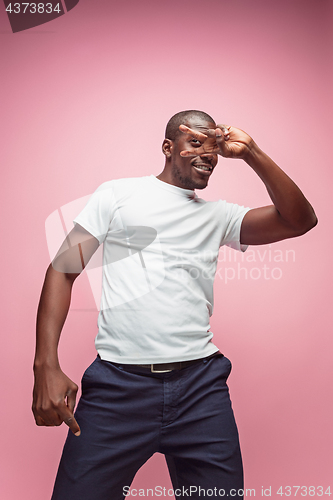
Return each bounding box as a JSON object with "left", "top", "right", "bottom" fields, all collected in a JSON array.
[
  {"left": 244, "top": 142, "right": 317, "bottom": 232},
  {"left": 34, "top": 264, "right": 78, "bottom": 369},
  {"left": 32, "top": 225, "right": 97, "bottom": 434}
]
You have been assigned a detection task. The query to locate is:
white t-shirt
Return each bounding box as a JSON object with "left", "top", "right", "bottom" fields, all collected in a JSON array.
[{"left": 73, "top": 175, "right": 250, "bottom": 363}]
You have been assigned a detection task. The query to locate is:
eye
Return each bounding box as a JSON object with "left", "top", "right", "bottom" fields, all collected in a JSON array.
[{"left": 191, "top": 138, "right": 201, "bottom": 145}]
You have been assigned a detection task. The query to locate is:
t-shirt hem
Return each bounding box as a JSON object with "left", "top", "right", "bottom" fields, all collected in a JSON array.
[
  {"left": 73, "top": 218, "right": 104, "bottom": 244},
  {"left": 97, "top": 343, "right": 220, "bottom": 364}
]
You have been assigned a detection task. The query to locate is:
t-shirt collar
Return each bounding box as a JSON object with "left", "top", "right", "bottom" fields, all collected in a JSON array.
[{"left": 149, "top": 175, "right": 197, "bottom": 198}]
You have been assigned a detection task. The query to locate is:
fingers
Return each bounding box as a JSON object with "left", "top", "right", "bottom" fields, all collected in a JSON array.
[
  {"left": 179, "top": 126, "right": 218, "bottom": 157},
  {"left": 36, "top": 400, "right": 81, "bottom": 436},
  {"left": 180, "top": 149, "right": 202, "bottom": 157},
  {"left": 60, "top": 387, "right": 81, "bottom": 435},
  {"left": 180, "top": 145, "right": 221, "bottom": 157},
  {"left": 179, "top": 124, "right": 208, "bottom": 142},
  {"left": 215, "top": 127, "right": 231, "bottom": 157},
  {"left": 216, "top": 125, "right": 230, "bottom": 139},
  {"left": 61, "top": 410, "right": 81, "bottom": 437},
  {"left": 179, "top": 123, "right": 230, "bottom": 157},
  {"left": 32, "top": 404, "right": 63, "bottom": 427},
  {"left": 179, "top": 124, "right": 207, "bottom": 157},
  {"left": 180, "top": 147, "right": 220, "bottom": 157},
  {"left": 32, "top": 412, "right": 47, "bottom": 426},
  {"left": 32, "top": 392, "right": 81, "bottom": 436},
  {"left": 66, "top": 387, "right": 76, "bottom": 414}
]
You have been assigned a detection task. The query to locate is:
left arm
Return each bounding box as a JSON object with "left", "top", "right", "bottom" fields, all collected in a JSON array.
[
  {"left": 179, "top": 124, "right": 318, "bottom": 245},
  {"left": 238, "top": 141, "right": 317, "bottom": 245}
]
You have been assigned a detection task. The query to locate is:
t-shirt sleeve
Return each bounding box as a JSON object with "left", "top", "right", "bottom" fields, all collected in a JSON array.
[
  {"left": 219, "top": 200, "right": 251, "bottom": 252},
  {"left": 73, "top": 182, "right": 115, "bottom": 245}
]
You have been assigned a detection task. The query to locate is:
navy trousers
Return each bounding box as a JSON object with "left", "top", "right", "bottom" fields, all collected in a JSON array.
[{"left": 51, "top": 354, "right": 243, "bottom": 499}]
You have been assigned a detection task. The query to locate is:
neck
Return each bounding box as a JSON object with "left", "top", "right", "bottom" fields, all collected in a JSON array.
[{"left": 156, "top": 168, "right": 195, "bottom": 191}]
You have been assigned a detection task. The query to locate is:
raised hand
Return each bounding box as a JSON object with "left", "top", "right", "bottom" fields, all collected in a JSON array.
[{"left": 179, "top": 124, "right": 254, "bottom": 160}]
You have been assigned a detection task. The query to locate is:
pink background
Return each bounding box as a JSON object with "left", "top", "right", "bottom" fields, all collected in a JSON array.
[{"left": 1, "top": 0, "right": 332, "bottom": 498}]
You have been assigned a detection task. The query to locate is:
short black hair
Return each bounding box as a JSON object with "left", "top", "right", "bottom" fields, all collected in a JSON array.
[{"left": 165, "top": 110, "right": 215, "bottom": 141}]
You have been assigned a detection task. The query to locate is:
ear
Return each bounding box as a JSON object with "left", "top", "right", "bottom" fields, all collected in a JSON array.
[{"left": 162, "top": 139, "right": 173, "bottom": 158}]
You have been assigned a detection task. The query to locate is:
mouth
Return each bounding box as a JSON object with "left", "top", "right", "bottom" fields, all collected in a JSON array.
[{"left": 192, "top": 162, "right": 214, "bottom": 175}]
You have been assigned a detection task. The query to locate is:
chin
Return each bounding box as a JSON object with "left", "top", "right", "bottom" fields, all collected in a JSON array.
[
  {"left": 183, "top": 178, "right": 208, "bottom": 190},
  {"left": 190, "top": 176, "right": 210, "bottom": 190},
  {"left": 194, "top": 180, "right": 209, "bottom": 190},
  {"left": 172, "top": 165, "right": 210, "bottom": 190}
]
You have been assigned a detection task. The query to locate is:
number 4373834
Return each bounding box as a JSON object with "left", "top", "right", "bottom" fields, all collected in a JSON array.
[
  {"left": 5, "top": 3, "right": 61, "bottom": 14},
  {"left": 277, "top": 486, "right": 331, "bottom": 496}
]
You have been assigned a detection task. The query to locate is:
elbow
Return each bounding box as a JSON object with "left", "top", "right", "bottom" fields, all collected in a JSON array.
[
  {"left": 297, "top": 211, "right": 318, "bottom": 236},
  {"left": 310, "top": 213, "right": 318, "bottom": 230}
]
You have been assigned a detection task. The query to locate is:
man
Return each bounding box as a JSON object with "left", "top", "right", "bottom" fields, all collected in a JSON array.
[{"left": 32, "top": 110, "right": 317, "bottom": 500}]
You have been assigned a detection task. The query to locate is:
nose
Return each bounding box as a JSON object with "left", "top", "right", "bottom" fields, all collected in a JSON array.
[{"left": 200, "top": 152, "right": 217, "bottom": 163}]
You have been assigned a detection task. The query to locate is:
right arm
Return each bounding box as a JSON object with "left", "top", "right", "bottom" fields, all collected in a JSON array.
[{"left": 32, "top": 224, "right": 99, "bottom": 436}]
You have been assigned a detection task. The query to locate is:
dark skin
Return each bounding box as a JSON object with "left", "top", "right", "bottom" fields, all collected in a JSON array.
[
  {"left": 158, "top": 118, "right": 219, "bottom": 191},
  {"left": 158, "top": 116, "right": 317, "bottom": 245},
  {"left": 33, "top": 225, "right": 99, "bottom": 436},
  {"left": 33, "top": 116, "right": 317, "bottom": 436}
]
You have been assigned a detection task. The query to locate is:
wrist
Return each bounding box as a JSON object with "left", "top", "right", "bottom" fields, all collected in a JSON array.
[
  {"left": 243, "top": 140, "right": 261, "bottom": 164},
  {"left": 33, "top": 355, "right": 60, "bottom": 372}
]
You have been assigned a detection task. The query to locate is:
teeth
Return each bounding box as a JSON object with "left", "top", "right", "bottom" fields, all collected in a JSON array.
[{"left": 194, "top": 165, "right": 211, "bottom": 171}]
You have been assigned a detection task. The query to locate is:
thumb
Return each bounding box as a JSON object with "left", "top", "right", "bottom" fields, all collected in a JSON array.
[
  {"left": 66, "top": 389, "right": 81, "bottom": 436},
  {"left": 67, "top": 387, "right": 77, "bottom": 414},
  {"left": 64, "top": 413, "right": 81, "bottom": 437},
  {"left": 63, "top": 408, "right": 81, "bottom": 436},
  {"left": 58, "top": 399, "right": 81, "bottom": 436}
]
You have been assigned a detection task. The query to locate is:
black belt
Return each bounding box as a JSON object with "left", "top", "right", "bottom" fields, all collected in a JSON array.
[{"left": 101, "top": 351, "right": 223, "bottom": 373}]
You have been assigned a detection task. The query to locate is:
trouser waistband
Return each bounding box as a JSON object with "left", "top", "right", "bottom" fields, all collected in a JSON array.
[{"left": 98, "top": 351, "right": 223, "bottom": 373}]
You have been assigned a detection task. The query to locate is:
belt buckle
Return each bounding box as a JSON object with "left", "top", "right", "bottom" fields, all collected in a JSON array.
[{"left": 151, "top": 364, "right": 172, "bottom": 373}]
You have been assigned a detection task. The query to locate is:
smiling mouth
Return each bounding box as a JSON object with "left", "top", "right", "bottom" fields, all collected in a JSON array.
[{"left": 192, "top": 163, "right": 213, "bottom": 173}]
